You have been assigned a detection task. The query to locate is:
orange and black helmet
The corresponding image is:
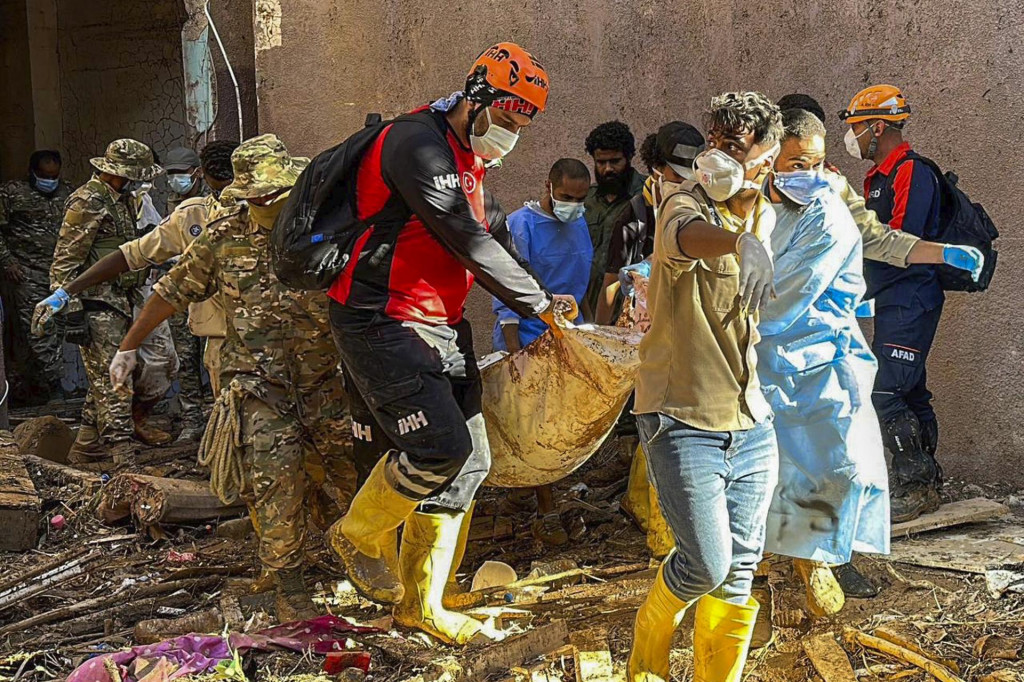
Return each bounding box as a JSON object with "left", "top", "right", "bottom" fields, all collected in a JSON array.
[
  {"left": 839, "top": 84, "right": 911, "bottom": 124},
  {"left": 465, "top": 43, "right": 550, "bottom": 118}
]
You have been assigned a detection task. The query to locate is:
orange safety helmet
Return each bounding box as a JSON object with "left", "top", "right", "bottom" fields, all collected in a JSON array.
[
  {"left": 839, "top": 84, "right": 911, "bottom": 124},
  {"left": 465, "top": 43, "right": 550, "bottom": 118}
]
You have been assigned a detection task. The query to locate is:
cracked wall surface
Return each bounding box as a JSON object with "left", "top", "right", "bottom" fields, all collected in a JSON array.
[
  {"left": 257, "top": 0, "right": 1024, "bottom": 486},
  {"left": 57, "top": 0, "right": 188, "bottom": 184}
]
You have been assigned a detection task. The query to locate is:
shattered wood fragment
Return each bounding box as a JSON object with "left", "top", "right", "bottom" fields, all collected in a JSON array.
[
  {"left": 842, "top": 627, "right": 966, "bottom": 682},
  {"left": 886, "top": 533, "right": 1024, "bottom": 574},
  {"left": 570, "top": 628, "right": 614, "bottom": 681},
  {"left": 0, "top": 549, "right": 101, "bottom": 612},
  {"left": 874, "top": 626, "right": 961, "bottom": 672},
  {"left": 23, "top": 454, "right": 101, "bottom": 494},
  {"left": 63, "top": 591, "right": 195, "bottom": 636},
  {"left": 98, "top": 473, "right": 246, "bottom": 526},
  {"left": 0, "top": 546, "right": 91, "bottom": 593},
  {"left": 0, "top": 433, "right": 40, "bottom": 551},
  {"left": 803, "top": 633, "right": 857, "bottom": 682},
  {"left": 449, "top": 563, "right": 648, "bottom": 609},
  {"left": 467, "top": 515, "right": 515, "bottom": 542},
  {"left": 134, "top": 607, "right": 223, "bottom": 643},
  {"left": 890, "top": 498, "right": 1009, "bottom": 537},
  {"left": 413, "top": 621, "right": 570, "bottom": 682}
]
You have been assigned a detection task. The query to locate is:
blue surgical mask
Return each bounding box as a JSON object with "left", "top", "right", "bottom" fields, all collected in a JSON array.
[
  {"left": 550, "top": 188, "right": 585, "bottom": 223},
  {"left": 167, "top": 173, "right": 196, "bottom": 195},
  {"left": 772, "top": 169, "right": 831, "bottom": 205},
  {"left": 34, "top": 175, "right": 59, "bottom": 193}
]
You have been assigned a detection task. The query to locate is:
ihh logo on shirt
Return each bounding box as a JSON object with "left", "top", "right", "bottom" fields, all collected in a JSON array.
[{"left": 433, "top": 174, "right": 461, "bottom": 191}]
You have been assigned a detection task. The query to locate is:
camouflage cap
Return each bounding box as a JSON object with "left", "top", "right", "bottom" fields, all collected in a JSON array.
[
  {"left": 219, "top": 134, "right": 308, "bottom": 201},
  {"left": 90, "top": 139, "right": 164, "bottom": 181}
]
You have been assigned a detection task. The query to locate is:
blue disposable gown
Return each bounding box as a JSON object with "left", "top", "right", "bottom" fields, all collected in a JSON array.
[{"left": 759, "top": 191, "right": 890, "bottom": 564}]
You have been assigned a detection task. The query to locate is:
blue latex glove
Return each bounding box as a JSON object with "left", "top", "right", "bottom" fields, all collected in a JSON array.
[
  {"left": 855, "top": 300, "right": 875, "bottom": 318},
  {"left": 32, "top": 288, "right": 70, "bottom": 336},
  {"left": 943, "top": 244, "right": 984, "bottom": 282},
  {"left": 618, "top": 259, "right": 652, "bottom": 298}
]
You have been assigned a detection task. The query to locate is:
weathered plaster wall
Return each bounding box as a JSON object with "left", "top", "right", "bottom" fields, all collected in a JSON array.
[
  {"left": 256, "top": 0, "right": 1024, "bottom": 485},
  {"left": 207, "top": 0, "right": 259, "bottom": 141},
  {"left": 56, "top": 0, "right": 188, "bottom": 183},
  {"left": 0, "top": 0, "right": 34, "bottom": 181}
]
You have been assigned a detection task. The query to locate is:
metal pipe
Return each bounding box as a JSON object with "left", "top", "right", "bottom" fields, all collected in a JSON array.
[{"left": 204, "top": 0, "right": 244, "bottom": 138}]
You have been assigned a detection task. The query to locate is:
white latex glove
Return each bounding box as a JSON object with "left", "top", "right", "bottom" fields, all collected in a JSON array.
[
  {"left": 735, "top": 232, "right": 775, "bottom": 313},
  {"left": 109, "top": 349, "right": 138, "bottom": 394}
]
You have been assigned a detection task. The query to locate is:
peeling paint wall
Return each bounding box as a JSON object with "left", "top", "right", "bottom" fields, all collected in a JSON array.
[
  {"left": 257, "top": 0, "right": 1024, "bottom": 485},
  {"left": 56, "top": 0, "right": 188, "bottom": 184}
]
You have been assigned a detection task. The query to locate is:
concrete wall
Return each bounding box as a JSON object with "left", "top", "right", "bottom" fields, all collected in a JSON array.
[
  {"left": 0, "top": 0, "right": 35, "bottom": 180},
  {"left": 207, "top": 0, "right": 259, "bottom": 141},
  {"left": 56, "top": 0, "right": 188, "bottom": 184},
  {"left": 256, "top": 0, "right": 1024, "bottom": 485}
]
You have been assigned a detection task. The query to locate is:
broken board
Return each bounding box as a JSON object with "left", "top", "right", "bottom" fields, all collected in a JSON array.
[
  {"left": 0, "top": 433, "right": 40, "bottom": 551},
  {"left": 887, "top": 530, "right": 1024, "bottom": 574},
  {"left": 803, "top": 633, "right": 857, "bottom": 682},
  {"left": 891, "top": 498, "right": 1008, "bottom": 538}
]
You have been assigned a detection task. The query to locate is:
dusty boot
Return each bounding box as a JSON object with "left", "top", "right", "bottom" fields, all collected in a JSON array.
[
  {"left": 67, "top": 425, "right": 111, "bottom": 464},
  {"left": 325, "top": 457, "right": 418, "bottom": 605},
  {"left": 532, "top": 512, "right": 569, "bottom": 546},
  {"left": 442, "top": 502, "right": 474, "bottom": 608},
  {"left": 250, "top": 567, "right": 276, "bottom": 594},
  {"left": 834, "top": 562, "right": 879, "bottom": 598},
  {"left": 273, "top": 567, "right": 319, "bottom": 623},
  {"left": 890, "top": 483, "right": 941, "bottom": 523},
  {"left": 394, "top": 511, "right": 499, "bottom": 645},
  {"left": 627, "top": 565, "right": 690, "bottom": 681},
  {"left": 646, "top": 483, "right": 674, "bottom": 560},
  {"left": 621, "top": 445, "right": 651, "bottom": 532},
  {"left": 793, "top": 559, "right": 845, "bottom": 618},
  {"left": 692, "top": 594, "right": 759, "bottom": 682},
  {"left": 133, "top": 419, "right": 173, "bottom": 446}
]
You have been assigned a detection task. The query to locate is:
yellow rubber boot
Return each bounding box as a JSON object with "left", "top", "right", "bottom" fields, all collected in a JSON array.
[
  {"left": 646, "top": 483, "right": 675, "bottom": 560},
  {"left": 326, "top": 456, "right": 419, "bottom": 604},
  {"left": 442, "top": 502, "right": 474, "bottom": 608},
  {"left": 394, "top": 511, "right": 498, "bottom": 645},
  {"left": 627, "top": 565, "right": 691, "bottom": 681},
  {"left": 622, "top": 445, "right": 651, "bottom": 532},
  {"left": 693, "top": 594, "right": 759, "bottom": 682},
  {"left": 793, "top": 559, "right": 845, "bottom": 618}
]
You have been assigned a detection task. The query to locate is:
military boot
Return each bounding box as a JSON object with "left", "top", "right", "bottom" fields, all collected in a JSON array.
[
  {"left": 890, "top": 483, "right": 941, "bottom": 523},
  {"left": 273, "top": 567, "right": 319, "bottom": 623},
  {"left": 833, "top": 562, "right": 879, "bottom": 599},
  {"left": 68, "top": 425, "right": 112, "bottom": 464},
  {"left": 132, "top": 407, "right": 173, "bottom": 446}
]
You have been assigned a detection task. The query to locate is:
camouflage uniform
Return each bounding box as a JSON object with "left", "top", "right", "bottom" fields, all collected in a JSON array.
[
  {"left": 154, "top": 134, "right": 354, "bottom": 571},
  {"left": 0, "top": 178, "right": 72, "bottom": 402},
  {"left": 50, "top": 139, "right": 163, "bottom": 447}
]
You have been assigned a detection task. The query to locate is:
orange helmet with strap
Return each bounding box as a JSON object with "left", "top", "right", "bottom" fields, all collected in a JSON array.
[
  {"left": 465, "top": 43, "right": 550, "bottom": 119},
  {"left": 839, "top": 84, "right": 911, "bottom": 124}
]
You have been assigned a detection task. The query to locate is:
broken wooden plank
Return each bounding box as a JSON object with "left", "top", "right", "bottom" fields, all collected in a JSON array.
[
  {"left": 414, "top": 622, "right": 570, "bottom": 682},
  {"left": 803, "top": 633, "right": 857, "bottom": 682},
  {"left": 23, "top": 454, "right": 102, "bottom": 494},
  {"left": 891, "top": 498, "right": 1008, "bottom": 537},
  {"left": 887, "top": 533, "right": 1024, "bottom": 574},
  {"left": 843, "top": 627, "right": 965, "bottom": 682},
  {"left": 0, "top": 432, "right": 40, "bottom": 551},
  {"left": 98, "top": 473, "right": 246, "bottom": 526},
  {"left": 468, "top": 515, "right": 515, "bottom": 542},
  {"left": 570, "top": 628, "right": 614, "bottom": 682}
]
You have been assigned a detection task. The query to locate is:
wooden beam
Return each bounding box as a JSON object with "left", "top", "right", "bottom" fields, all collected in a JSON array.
[
  {"left": 0, "top": 432, "right": 40, "bottom": 551},
  {"left": 891, "top": 498, "right": 1008, "bottom": 537}
]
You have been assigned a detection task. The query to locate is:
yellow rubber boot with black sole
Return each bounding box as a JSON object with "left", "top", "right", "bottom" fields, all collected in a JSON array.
[
  {"left": 442, "top": 502, "right": 474, "bottom": 609},
  {"left": 326, "top": 457, "right": 419, "bottom": 605},
  {"left": 394, "top": 510, "right": 499, "bottom": 645},
  {"left": 627, "top": 564, "right": 691, "bottom": 681},
  {"left": 692, "top": 594, "right": 759, "bottom": 682}
]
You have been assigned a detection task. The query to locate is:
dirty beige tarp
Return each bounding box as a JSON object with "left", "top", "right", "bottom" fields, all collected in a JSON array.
[{"left": 482, "top": 324, "right": 644, "bottom": 488}]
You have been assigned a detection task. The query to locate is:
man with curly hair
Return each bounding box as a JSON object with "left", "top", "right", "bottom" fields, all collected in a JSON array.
[
  {"left": 582, "top": 121, "right": 646, "bottom": 319},
  {"left": 627, "top": 92, "right": 782, "bottom": 682}
]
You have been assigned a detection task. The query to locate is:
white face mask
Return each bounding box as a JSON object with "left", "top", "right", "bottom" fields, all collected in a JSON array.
[
  {"left": 693, "top": 144, "right": 779, "bottom": 202},
  {"left": 549, "top": 187, "right": 585, "bottom": 223},
  {"left": 470, "top": 108, "right": 520, "bottom": 160},
  {"left": 844, "top": 127, "right": 871, "bottom": 160}
]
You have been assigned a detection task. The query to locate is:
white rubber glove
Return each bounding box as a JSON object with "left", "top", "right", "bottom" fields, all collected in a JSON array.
[
  {"left": 735, "top": 232, "right": 775, "bottom": 313},
  {"left": 109, "top": 349, "right": 138, "bottom": 394}
]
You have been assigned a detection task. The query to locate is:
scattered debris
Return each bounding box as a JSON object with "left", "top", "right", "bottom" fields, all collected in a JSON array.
[
  {"left": 98, "top": 473, "right": 246, "bottom": 527},
  {"left": 891, "top": 497, "right": 1009, "bottom": 537},
  {"left": 133, "top": 607, "right": 223, "bottom": 643},
  {"left": 843, "top": 626, "right": 966, "bottom": 682}
]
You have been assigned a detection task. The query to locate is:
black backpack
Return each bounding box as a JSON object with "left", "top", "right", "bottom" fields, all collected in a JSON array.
[
  {"left": 271, "top": 112, "right": 417, "bottom": 290},
  {"left": 892, "top": 153, "right": 998, "bottom": 292}
]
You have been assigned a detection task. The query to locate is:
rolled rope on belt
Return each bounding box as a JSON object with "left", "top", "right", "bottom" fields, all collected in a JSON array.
[{"left": 198, "top": 379, "right": 246, "bottom": 505}]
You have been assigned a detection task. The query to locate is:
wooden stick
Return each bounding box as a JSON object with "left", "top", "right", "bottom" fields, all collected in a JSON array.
[
  {"left": 450, "top": 562, "right": 650, "bottom": 609},
  {"left": 842, "top": 627, "right": 966, "bottom": 682},
  {"left": 0, "top": 547, "right": 91, "bottom": 594}
]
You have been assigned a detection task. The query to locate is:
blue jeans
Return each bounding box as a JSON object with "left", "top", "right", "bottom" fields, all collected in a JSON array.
[{"left": 637, "top": 413, "right": 778, "bottom": 603}]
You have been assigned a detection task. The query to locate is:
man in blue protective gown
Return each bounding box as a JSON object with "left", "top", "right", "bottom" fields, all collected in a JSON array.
[{"left": 757, "top": 109, "right": 890, "bottom": 618}]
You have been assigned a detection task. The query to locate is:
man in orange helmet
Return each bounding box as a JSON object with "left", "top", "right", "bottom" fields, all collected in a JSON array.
[
  {"left": 325, "top": 43, "right": 578, "bottom": 645},
  {"left": 840, "top": 85, "right": 961, "bottom": 523}
]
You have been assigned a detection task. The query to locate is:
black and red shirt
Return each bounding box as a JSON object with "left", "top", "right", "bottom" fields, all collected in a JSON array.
[
  {"left": 328, "top": 108, "right": 550, "bottom": 326},
  {"left": 863, "top": 141, "right": 944, "bottom": 310}
]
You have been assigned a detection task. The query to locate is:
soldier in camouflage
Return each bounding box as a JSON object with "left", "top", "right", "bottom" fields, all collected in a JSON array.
[
  {"left": 45, "top": 139, "right": 166, "bottom": 463},
  {"left": 0, "top": 150, "right": 73, "bottom": 405},
  {"left": 111, "top": 134, "right": 356, "bottom": 622}
]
